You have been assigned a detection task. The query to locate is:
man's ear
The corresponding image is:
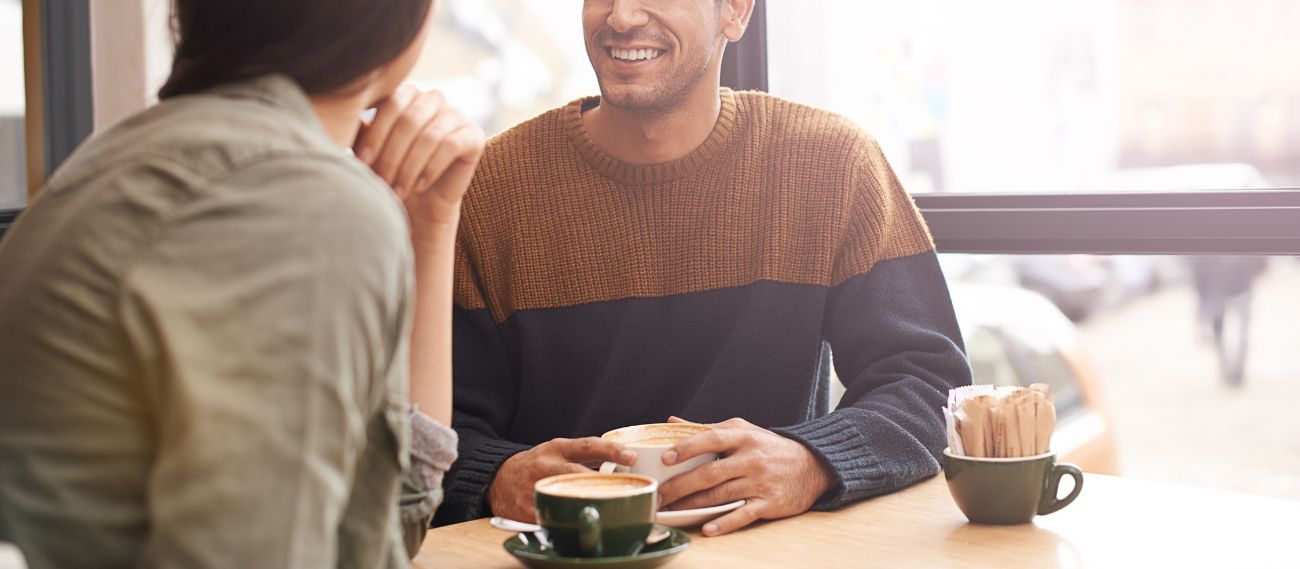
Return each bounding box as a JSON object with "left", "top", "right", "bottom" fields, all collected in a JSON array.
[{"left": 720, "top": 0, "right": 756, "bottom": 43}]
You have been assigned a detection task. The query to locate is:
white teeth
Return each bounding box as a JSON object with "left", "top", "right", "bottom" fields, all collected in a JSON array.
[{"left": 610, "top": 48, "right": 663, "bottom": 61}]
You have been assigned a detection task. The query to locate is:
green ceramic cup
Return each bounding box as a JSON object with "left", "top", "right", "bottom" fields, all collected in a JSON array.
[
  {"left": 943, "top": 448, "right": 1084, "bottom": 525},
  {"left": 534, "top": 472, "right": 658, "bottom": 558}
]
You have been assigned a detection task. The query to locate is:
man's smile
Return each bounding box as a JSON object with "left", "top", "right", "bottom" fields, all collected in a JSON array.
[{"left": 609, "top": 47, "right": 666, "bottom": 62}]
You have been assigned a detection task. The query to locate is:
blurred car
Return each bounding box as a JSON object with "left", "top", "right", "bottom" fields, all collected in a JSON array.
[
  {"left": 949, "top": 283, "right": 1120, "bottom": 474},
  {"left": 944, "top": 253, "right": 1128, "bottom": 323},
  {"left": 1012, "top": 255, "right": 1110, "bottom": 322}
]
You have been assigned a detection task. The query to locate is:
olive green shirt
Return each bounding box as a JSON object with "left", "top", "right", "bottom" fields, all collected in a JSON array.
[{"left": 0, "top": 75, "right": 438, "bottom": 568}]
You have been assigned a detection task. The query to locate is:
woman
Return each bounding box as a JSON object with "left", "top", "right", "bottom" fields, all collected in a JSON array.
[{"left": 0, "top": 0, "right": 480, "bottom": 567}]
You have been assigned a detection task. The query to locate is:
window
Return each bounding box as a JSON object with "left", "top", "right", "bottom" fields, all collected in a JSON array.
[
  {"left": 12, "top": 0, "right": 1297, "bottom": 503},
  {"left": 1, "top": 0, "right": 95, "bottom": 240},
  {"left": 406, "top": 0, "right": 595, "bottom": 136},
  {"left": 766, "top": 0, "right": 1300, "bottom": 195},
  {"left": 1, "top": 0, "right": 25, "bottom": 209},
  {"left": 392, "top": 3, "right": 1297, "bottom": 500},
  {"left": 945, "top": 253, "right": 1299, "bottom": 495},
  {"left": 757, "top": 1, "right": 1300, "bottom": 499}
]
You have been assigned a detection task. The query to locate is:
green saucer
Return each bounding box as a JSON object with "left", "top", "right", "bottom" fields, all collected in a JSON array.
[{"left": 503, "top": 525, "right": 690, "bottom": 569}]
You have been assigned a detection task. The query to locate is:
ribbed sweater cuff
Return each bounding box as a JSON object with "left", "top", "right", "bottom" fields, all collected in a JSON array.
[
  {"left": 775, "top": 411, "right": 900, "bottom": 511},
  {"left": 442, "top": 438, "right": 530, "bottom": 521}
]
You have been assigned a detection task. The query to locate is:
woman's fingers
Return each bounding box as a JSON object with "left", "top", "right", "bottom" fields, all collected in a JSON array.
[
  {"left": 372, "top": 91, "right": 446, "bottom": 185},
  {"left": 418, "top": 124, "right": 485, "bottom": 196},
  {"left": 354, "top": 85, "right": 418, "bottom": 166},
  {"left": 355, "top": 85, "right": 485, "bottom": 225},
  {"left": 392, "top": 108, "right": 464, "bottom": 195}
]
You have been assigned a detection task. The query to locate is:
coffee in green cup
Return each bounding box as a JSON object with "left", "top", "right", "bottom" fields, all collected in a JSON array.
[
  {"left": 943, "top": 448, "right": 1083, "bottom": 525},
  {"left": 534, "top": 472, "right": 658, "bottom": 558}
]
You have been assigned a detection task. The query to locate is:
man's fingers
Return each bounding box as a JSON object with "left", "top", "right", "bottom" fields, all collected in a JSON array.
[
  {"left": 702, "top": 499, "right": 765, "bottom": 537},
  {"left": 663, "top": 478, "right": 749, "bottom": 512},
  {"left": 556, "top": 437, "right": 636, "bottom": 466},
  {"left": 354, "top": 85, "right": 418, "bottom": 165},
  {"left": 559, "top": 462, "right": 591, "bottom": 475},
  {"left": 663, "top": 429, "right": 744, "bottom": 466},
  {"left": 669, "top": 416, "right": 746, "bottom": 429},
  {"left": 657, "top": 456, "right": 747, "bottom": 506},
  {"left": 513, "top": 503, "right": 538, "bottom": 523}
]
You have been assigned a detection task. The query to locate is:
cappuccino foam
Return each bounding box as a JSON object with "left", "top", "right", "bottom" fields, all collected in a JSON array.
[
  {"left": 537, "top": 474, "right": 654, "bottom": 499},
  {"left": 605, "top": 423, "right": 711, "bottom": 446}
]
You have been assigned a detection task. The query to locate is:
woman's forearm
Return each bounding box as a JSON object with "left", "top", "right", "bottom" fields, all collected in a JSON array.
[{"left": 407, "top": 219, "right": 459, "bottom": 426}]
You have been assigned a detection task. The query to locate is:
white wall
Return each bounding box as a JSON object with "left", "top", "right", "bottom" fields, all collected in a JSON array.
[{"left": 90, "top": 0, "right": 171, "bottom": 130}]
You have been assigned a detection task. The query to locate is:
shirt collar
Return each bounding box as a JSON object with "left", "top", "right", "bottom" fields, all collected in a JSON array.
[{"left": 205, "top": 74, "right": 336, "bottom": 148}]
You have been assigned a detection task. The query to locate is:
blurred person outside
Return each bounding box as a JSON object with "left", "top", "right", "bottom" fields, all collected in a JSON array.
[{"left": 1188, "top": 256, "right": 1268, "bottom": 387}]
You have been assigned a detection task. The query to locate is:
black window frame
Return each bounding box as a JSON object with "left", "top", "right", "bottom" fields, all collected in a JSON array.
[
  {"left": 39, "top": 0, "right": 93, "bottom": 176},
  {"left": 721, "top": 1, "right": 1300, "bottom": 256}
]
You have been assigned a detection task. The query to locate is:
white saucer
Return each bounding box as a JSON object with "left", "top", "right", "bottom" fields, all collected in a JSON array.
[{"left": 656, "top": 500, "right": 746, "bottom": 529}]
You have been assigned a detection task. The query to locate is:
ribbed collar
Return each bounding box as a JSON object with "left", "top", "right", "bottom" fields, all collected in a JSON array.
[{"left": 564, "top": 88, "right": 739, "bottom": 186}]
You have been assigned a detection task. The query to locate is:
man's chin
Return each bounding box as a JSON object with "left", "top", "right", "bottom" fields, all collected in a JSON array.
[{"left": 597, "top": 84, "right": 668, "bottom": 111}]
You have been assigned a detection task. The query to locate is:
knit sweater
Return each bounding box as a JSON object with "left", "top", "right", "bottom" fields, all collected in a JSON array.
[{"left": 435, "top": 88, "right": 972, "bottom": 525}]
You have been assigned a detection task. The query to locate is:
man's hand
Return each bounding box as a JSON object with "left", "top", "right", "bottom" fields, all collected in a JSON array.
[
  {"left": 355, "top": 85, "right": 485, "bottom": 229},
  {"left": 489, "top": 438, "right": 638, "bottom": 522},
  {"left": 657, "top": 417, "right": 834, "bottom": 537}
]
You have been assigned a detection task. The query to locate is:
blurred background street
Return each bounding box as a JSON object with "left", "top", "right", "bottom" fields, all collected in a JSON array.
[{"left": 1079, "top": 258, "right": 1300, "bottom": 500}]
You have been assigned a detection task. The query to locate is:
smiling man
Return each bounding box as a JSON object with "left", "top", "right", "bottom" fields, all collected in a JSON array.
[{"left": 433, "top": 0, "right": 972, "bottom": 535}]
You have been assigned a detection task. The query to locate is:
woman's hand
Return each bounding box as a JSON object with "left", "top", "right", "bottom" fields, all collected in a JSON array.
[
  {"left": 355, "top": 85, "right": 484, "bottom": 426},
  {"left": 355, "top": 85, "right": 485, "bottom": 229}
]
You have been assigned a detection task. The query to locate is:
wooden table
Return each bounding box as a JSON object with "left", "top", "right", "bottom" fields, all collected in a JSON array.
[{"left": 415, "top": 474, "right": 1300, "bottom": 568}]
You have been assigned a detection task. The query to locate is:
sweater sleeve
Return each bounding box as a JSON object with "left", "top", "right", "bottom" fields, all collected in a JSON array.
[
  {"left": 772, "top": 136, "right": 972, "bottom": 510},
  {"left": 433, "top": 239, "right": 531, "bottom": 525}
]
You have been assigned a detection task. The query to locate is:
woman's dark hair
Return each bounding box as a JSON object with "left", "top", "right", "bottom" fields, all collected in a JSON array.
[{"left": 159, "top": 0, "right": 434, "bottom": 99}]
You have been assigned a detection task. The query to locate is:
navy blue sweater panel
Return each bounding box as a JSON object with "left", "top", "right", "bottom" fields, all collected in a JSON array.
[{"left": 435, "top": 251, "right": 971, "bottom": 524}]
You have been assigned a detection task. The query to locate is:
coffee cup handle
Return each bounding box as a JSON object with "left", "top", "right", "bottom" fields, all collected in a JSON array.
[
  {"left": 1038, "top": 462, "right": 1084, "bottom": 516},
  {"left": 598, "top": 461, "right": 617, "bottom": 474},
  {"left": 578, "top": 506, "right": 603, "bottom": 558}
]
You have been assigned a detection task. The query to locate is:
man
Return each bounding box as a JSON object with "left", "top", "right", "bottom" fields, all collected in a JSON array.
[
  {"left": 433, "top": 0, "right": 972, "bottom": 535},
  {"left": 1188, "top": 255, "right": 1268, "bottom": 386}
]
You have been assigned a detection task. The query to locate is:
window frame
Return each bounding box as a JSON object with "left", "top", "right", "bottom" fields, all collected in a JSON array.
[
  {"left": 36, "top": 0, "right": 93, "bottom": 184},
  {"left": 1, "top": 0, "right": 92, "bottom": 239},
  {"left": 722, "top": 1, "right": 1300, "bottom": 256}
]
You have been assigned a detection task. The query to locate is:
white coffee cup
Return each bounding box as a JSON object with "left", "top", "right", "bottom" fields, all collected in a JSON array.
[{"left": 599, "top": 423, "right": 718, "bottom": 483}]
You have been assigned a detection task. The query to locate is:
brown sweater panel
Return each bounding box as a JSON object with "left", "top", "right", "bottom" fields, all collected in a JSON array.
[{"left": 454, "top": 90, "right": 935, "bottom": 323}]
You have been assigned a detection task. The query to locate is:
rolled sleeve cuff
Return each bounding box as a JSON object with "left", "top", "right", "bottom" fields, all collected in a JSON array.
[{"left": 410, "top": 409, "right": 458, "bottom": 493}]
